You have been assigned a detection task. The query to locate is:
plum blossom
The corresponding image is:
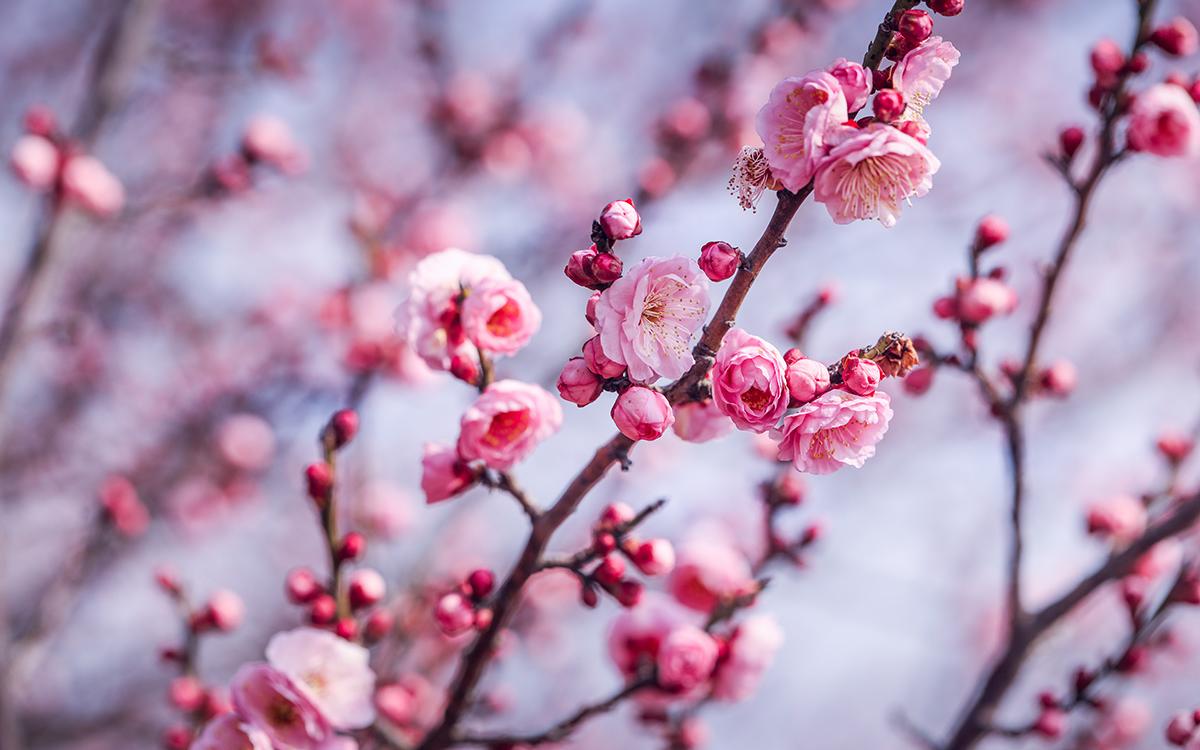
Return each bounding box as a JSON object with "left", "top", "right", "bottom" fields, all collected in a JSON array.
[
  {"left": 827, "top": 58, "right": 871, "bottom": 111},
  {"left": 1085, "top": 495, "right": 1147, "bottom": 545},
  {"left": 756, "top": 71, "right": 849, "bottom": 191},
  {"left": 607, "top": 594, "right": 690, "bottom": 678},
  {"left": 711, "top": 614, "right": 784, "bottom": 701},
  {"left": 459, "top": 277, "right": 541, "bottom": 355},
  {"left": 192, "top": 715, "right": 272, "bottom": 750},
  {"left": 10, "top": 134, "right": 58, "bottom": 189},
  {"left": 1126, "top": 83, "right": 1200, "bottom": 157},
  {"left": 230, "top": 663, "right": 332, "bottom": 750},
  {"left": 812, "top": 123, "right": 940, "bottom": 227},
  {"left": 774, "top": 390, "right": 893, "bottom": 474},
  {"left": 61, "top": 154, "right": 125, "bottom": 217},
  {"left": 594, "top": 256, "right": 710, "bottom": 383},
  {"left": 657, "top": 625, "right": 718, "bottom": 692},
  {"left": 669, "top": 529, "right": 756, "bottom": 613},
  {"left": 265, "top": 628, "right": 376, "bottom": 730},
  {"left": 457, "top": 380, "right": 562, "bottom": 470},
  {"left": 711, "top": 329, "right": 790, "bottom": 432},
  {"left": 672, "top": 400, "right": 733, "bottom": 443},
  {"left": 420, "top": 443, "right": 476, "bottom": 503},
  {"left": 727, "top": 146, "right": 779, "bottom": 211},
  {"left": 892, "top": 36, "right": 960, "bottom": 120}
]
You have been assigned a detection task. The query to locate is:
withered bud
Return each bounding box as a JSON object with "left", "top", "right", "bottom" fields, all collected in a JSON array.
[{"left": 861, "top": 331, "right": 919, "bottom": 378}]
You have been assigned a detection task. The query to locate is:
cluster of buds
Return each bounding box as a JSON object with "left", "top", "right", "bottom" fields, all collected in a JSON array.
[
  {"left": 1167, "top": 708, "right": 1200, "bottom": 746},
  {"left": 883, "top": 4, "right": 957, "bottom": 63},
  {"left": 998, "top": 358, "right": 1077, "bottom": 399},
  {"left": 434, "top": 568, "right": 495, "bottom": 636},
  {"left": 8, "top": 106, "right": 125, "bottom": 217},
  {"left": 823, "top": 333, "right": 919, "bottom": 399},
  {"left": 210, "top": 114, "right": 308, "bottom": 193},
  {"left": 161, "top": 673, "right": 231, "bottom": 750},
  {"left": 564, "top": 199, "right": 641, "bottom": 289},
  {"left": 576, "top": 502, "right": 676, "bottom": 609},
  {"left": 932, "top": 215, "right": 1016, "bottom": 335}
]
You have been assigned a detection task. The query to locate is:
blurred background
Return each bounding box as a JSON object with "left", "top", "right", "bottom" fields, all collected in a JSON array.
[{"left": 2, "top": 0, "right": 1200, "bottom": 748}]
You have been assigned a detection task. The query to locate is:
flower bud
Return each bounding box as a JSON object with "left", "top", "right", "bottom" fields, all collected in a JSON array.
[
  {"left": 364, "top": 608, "right": 395, "bottom": 641},
  {"left": 467, "top": 568, "right": 495, "bottom": 598},
  {"left": 616, "top": 579, "right": 644, "bottom": 608},
  {"left": 775, "top": 472, "right": 806, "bottom": 505},
  {"left": 169, "top": 676, "right": 205, "bottom": 712},
  {"left": 585, "top": 291, "right": 601, "bottom": 326},
  {"left": 611, "top": 386, "right": 674, "bottom": 441},
  {"left": 434, "top": 592, "right": 476, "bottom": 636},
  {"left": 594, "top": 554, "right": 626, "bottom": 586},
  {"left": 600, "top": 502, "right": 636, "bottom": 528},
  {"left": 473, "top": 607, "right": 494, "bottom": 630},
  {"left": 1091, "top": 39, "right": 1125, "bottom": 83},
  {"left": 926, "top": 0, "right": 963, "bottom": 16},
  {"left": 903, "top": 366, "right": 936, "bottom": 395},
  {"left": 1060, "top": 126, "right": 1085, "bottom": 160},
  {"left": 449, "top": 352, "right": 480, "bottom": 385},
  {"left": 897, "top": 9, "right": 933, "bottom": 45},
  {"left": 1033, "top": 708, "right": 1065, "bottom": 739},
  {"left": 580, "top": 585, "right": 600, "bottom": 608},
  {"left": 204, "top": 590, "right": 244, "bottom": 631},
  {"left": 895, "top": 119, "right": 930, "bottom": 143},
  {"left": 593, "top": 530, "right": 617, "bottom": 553},
  {"left": 872, "top": 90, "right": 906, "bottom": 122},
  {"left": 1156, "top": 431, "right": 1194, "bottom": 464},
  {"left": 698, "top": 241, "right": 741, "bottom": 282},
  {"left": 163, "top": 725, "right": 192, "bottom": 750},
  {"left": 599, "top": 199, "right": 642, "bottom": 240},
  {"left": 583, "top": 335, "right": 625, "bottom": 378},
  {"left": 633, "top": 539, "right": 676, "bottom": 576},
  {"left": 557, "top": 357, "right": 603, "bottom": 407},
  {"left": 1166, "top": 712, "right": 1197, "bottom": 745},
  {"left": 327, "top": 409, "right": 359, "bottom": 449},
  {"left": 785, "top": 357, "right": 831, "bottom": 405},
  {"left": 338, "top": 532, "right": 366, "bottom": 562},
  {"left": 286, "top": 567, "right": 322, "bottom": 604},
  {"left": 309, "top": 594, "right": 337, "bottom": 624},
  {"left": 1039, "top": 360, "right": 1077, "bottom": 398},
  {"left": 335, "top": 618, "right": 359, "bottom": 640},
  {"left": 305, "top": 463, "right": 333, "bottom": 504},
  {"left": 592, "top": 252, "right": 623, "bottom": 285},
  {"left": 1150, "top": 18, "right": 1199, "bottom": 57},
  {"left": 975, "top": 214, "right": 1009, "bottom": 250},
  {"left": 348, "top": 568, "right": 386, "bottom": 609},
  {"left": 565, "top": 245, "right": 602, "bottom": 289},
  {"left": 840, "top": 356, "right": 881, "bottom": 396},
  {"left": 9, "top": 134, "right": 58, "bottom": 190}
]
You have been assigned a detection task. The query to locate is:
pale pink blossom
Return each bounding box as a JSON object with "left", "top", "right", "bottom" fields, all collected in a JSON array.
[
  {"left": 1126, "top": 83, "right": 1200, "bottom": 157},
  {"left": 191, "top": 715, "right": 272, "bottom": 750},
  {"left": 957, "top": 278, "right": 1018, "bottom": 324},
  {"left": 756, "top": 71, "right": 849, "bottom": 191},
  {"left": 711, "top": 329, "right": 789, "bottom": 433},
  {"left": 669, "top": 532, "right": 756, "bottom": 613},
  {"left": 812, "top": 123, "right": 939, "bottom": 227},
  {"left": 1131, "top": 539, "right": 1183, "bottom": 580},
  {"left": 243, "top": 115, "right": 308, "bottom": 174},
  {"left": 231, "top": 663, "right": 331, "bottom": 750},
  {"left": 354, "top": 481, "right": 414, "bottom": 538},
  {"left": 607, "top": 594, "right": 690, "bottom": 677},
  {"left": 374, "top": 674, "right": 445, "bottom": 742},
  {"left": 712, "top": 614, "right": 784, "bottom": 701},
  {"left": 61, "top": 155, "right": 125, "bottom": 217},
  {"left": 10, "top": 134, "right": 58, "bottom": 189},
  {"left": 400, "top": 248, "right": 512, "bottom": 371},
  {"left": 774, "top": 390, "right": 893, "bottom": 474},
  {"left": 459, "top": 277, "right": 540, "bottom": 355},
  {"left": 612, "top": 386, "right": 674, "bottom": 441},
  {"left": 266, "top": 627, "right": 376, "bottom": 730},
  {"left": 420, "top": 443, "right": 475, "bottom": 503},
  {"left": 785, "top": 357, "right": 830, "bottom": 405},
  {"left": 594, "top": 256, "right": 710, "bottom": 383},
  {"left": 671, "top": 400, "right": 733, "bottom": 443},
  {"left": 456, "top": 380, "right": 562, "bottom": 470},
  {"left": 217, "top": 413, "right": 276, "bottom": 471},
  {"left": 1085, "top": 495, "right": 1147, "bottom": 545},
  {"left": 892, "top": 36, "right": 960, "bottom": 118},
  {"left": 827, "top": 58, "right": 872, "bottom": 111},
  {"left": 657, "top": 625, "right": 718, "bottom": 692}
]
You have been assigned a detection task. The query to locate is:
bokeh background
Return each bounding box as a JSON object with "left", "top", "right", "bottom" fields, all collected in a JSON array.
[{"left": 2, "top": 0, "right": 1200, "bottom": 748}]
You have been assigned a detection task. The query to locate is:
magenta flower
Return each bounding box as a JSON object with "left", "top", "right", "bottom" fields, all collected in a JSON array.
[
  {"left": 191, "top": 714, "right": 272, "bottom": 750},
  {"left": 892, "top": 36, "right": 960, "bottom": 120},
  {"left": 812, "top": 123, "right": 940, "bottom": 227},
  {"left": 230, "top": 663, "right": 332, "bottom": 750},
  {"left": 459, "top": 276, "right": 541, "bottom": 355},
  {"left": 711, "top": 615, "right": 784, "bottom": 701},
  {"left": 1126, "top": 83, "right": 1200, "bottom": 157},
  {"left": 756, "top": 71, "right": 849, "bottom": 191},
  {"left": 456, "top": 380, "right": 562, "bottom": 470},
  {"left": 657, "top": 625, "right": 719, "bottom": 692},
  {"left": 774, "top": 390, "right": 893, "bottom": 474},
  {"left": 594, "top": 256, "right": 710, "bottom": 383},
  {"left": 711, "top": 329, "right": 790, "bottom": 433},
  {"left": 265, "top": 628, "right": 376, "bottom": 730}
]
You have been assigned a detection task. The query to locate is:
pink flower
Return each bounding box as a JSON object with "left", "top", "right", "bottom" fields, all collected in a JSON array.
[
  {"left": 594, "top": 256, "right": 709, "bottom": 383},
  {"left": 583, "top": 335, "right": 625, "bottom": 378},
  {"left": 400, "top": 248, "right": 512, "bottom": 371},
  {"left": 812, "top": 123, "right": 939, "bottom": 227},
  {"left": 892, "top": 36, "right": 960, "bottom": 118},
  {"left": 633, "top": 539, "right": 677, "bottom": 576},
  {"left": 217, "top": 413, "right": 276, "bottom": 471},
  {"left": 556, "top": 357, "right": 603, "bottom": 407},
  {"left": 711, "top": 329, "right": 789, "bottom": 433},
  {"left": 373, "top": 674, "right": 445, "bottom": 741},
  {"left": 827, "top": 58, "right": 871, "bottom": 111},
  {"left": 265, "top": 629, "right": 375, "bottom": 731},
  {"left": 785, "top": 356, "right": 830, "bottom": 405},
  {"left": 657, "top": 625, "right": 718, "bottom": 692},
  {"left": 711, "top": 615, "right": 784, "bottom": 701},
  {"left": 456, "top": 380, "right": 562, "bottom": 469},
  {"left": 434, "top": 592, "right": 476, "bottom": 636},
  {"left": 354, "top": 481, "right": 414, "bottom": 539},
  {"left": 672, "top": 400, "right": 733, "bottom": 443},
  {"left": 840, "top": 356, "right": 881, "bottom": 397},
  {"left": 957, "top": 278, "right": 1018, "bottom": 324},
  {"left": 612, "top": 386, "right": 674, "bottom": 441},
  {"left": 1126, "top": 83, "right": 1200, "bottom": 157},
  {"left": 459, "top": 277, "right": 540, "bottom": 355},
  {"left": 61, "top": 155, "right": 125, "bottom": 217},
  {"left": 1085, "top": 495, "right": 1147, "bottom": 545},
  {"left": 10, "top": 134, "right": 58, "bottom": 190},
  {"left": 231, "top": 663, "right": 332, "bottom": 750},
  {"left": 243, "top": 115, "right": 307, "bottom": 174},
  {"left": 599, "top": 198, "right": 643, "bottom": 240},
  {"left": 192, "top": 715, "right": 272, "bottom": 750},
  {"left": 774, "top": 390, "right": 893, "bottom": 474},
  {"left": 607, "top": 594, "right": 689, "bottom": 677},
  {"left": 420, "top": 443, "right": 476, "bottom": 503},
  {"left": 756, "top": 71, "right": 849, "bottom": 191},
  {"left": 668, "top": 532, "right": 756, "bottom": 613},
  {"left": 698, "top": 241, "right": 741, "bottom": 282}
]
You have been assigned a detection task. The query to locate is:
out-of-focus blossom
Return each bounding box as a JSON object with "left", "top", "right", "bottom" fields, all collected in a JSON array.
[
  {"left": 774, "top": 390, "right": 893, "bottom": 474},
  {"left": 1085, "top": 495, "right": 1147, "bottom": 545},
  {"left": 956, "top": 278, "right": 1018, "bottom": 324},
  {"left": 669, "top": 531, "right": 756, "bottom": 613},
  {"left": 420, "top": 443, "right": 476, "bottom": 503},
  {"left": 657, "top": 625, "right": 718, "bottom": 692},
  {"left": 594, "top": 256, "right": 710, "bottom": 383},
  {"left": 607, "top": 594, "right": 690, "bottom": 678},
  {"left": 711, "top": 329, "right": 789, "bottom": 432},
  {"left": 266, "top": 628, "right": 376, "bottom": 730},
  {"left": 231, "top": 663, "right": 331, "bottom": 750},
  {"left": 217, "top": 413, "right": 276, "bottom": 471},
  {"left": 457, "top": 380, "right": 562, "bottom": 470},
  {"left": 434, "top": 591, "right": 476, "bottom": 636},
  {"left": 1126, "top": 84, "right": 1200, "bottom": 157},
  {"left": 61, "top": 154, "right": 125, "bottom": 217},
  {"left": 191, "top": 714, "right": 272, "bottom": 750},
  {"left": 354, "top": 481, "right": 413, "bottom": 538},
  {"left": 711, "top": 614, "right": 784, "bottom": 701},
  {"left": 459, "top": 277, "right": 540, "bottom": 355},
  {"left": 98, "top": 474, "right": 149, "bottom": 537},
  {"left": 756, "top": 71, "right": 849, "bottom": 191},
  {"left": 242, "top": 115, "right": 308, "bottom": 174},
  {"left": 672, "top": 400, "right": 733, "bottom": 443},
  {"left": 10, "top": 134, "right": 58, "bottom": 189},
  {"left": 812, "top": 123, "right": 939, "bottom": 227}
]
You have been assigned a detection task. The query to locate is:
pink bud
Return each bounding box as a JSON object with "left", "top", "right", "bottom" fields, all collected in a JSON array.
[
  {"left": 599, "top": 198, "right": 642, "bottom": 240},
  {"left": 335, "top": 618, "right": 358, "bottom": 640},
  {"left": 897, "top": 9, "right": 933, "bottom": 44},
  {"left": 1086, "top": 495, "right": 1147, "bottom": 544},
  {"left": 473, "top": 607, "right": 493, "bottom": 630},
  {"left": 364, "top": 609, "right": 395, "bottom": 641},
  {"left": 9, "top": 134, "right": 58, "bottom": 190},
  {"left": 467, "top": 568, "right": 495, "bottom": 598},
  {"left": 309, "top": 594, "right": 337, "bottom": 625},
  {"left": 873, "top": 90, "right": 906, "bottom": 122},
  {"left": 1039, "top": 360, "right": 1077, "bottom": 398},
  {"left": 328, "top": 409, "right": 359, "bottom": 448},
  {"left": 557, "top": 357, "right": 603, "bottom": 407},
  {"left": 349, "top": 568, "right": 386, "bottom": 609},
  {"left": 338, "top": 532, "right": 366, "bottom": 562},
  {"left": 975, "top": 215, "right": 1009, "bottom": 249},
  {"left": 775, "top": 472, "right": 806, "bottom": 505},
  {"left": 926, "top": 0, "right": 963, "bottom": 17},
  {"left": 1091, "top": 39, "right": 1126, "bottom": 83},
  {"left": 616, "top": 579, "right": 644, "bottom": 608},
  {"left": 1166, "top": 712, "right": 1197, "bottom": 745},
  {"left": 585, "top": 291, "right": 601, "bottom": 326},
  {"left": 600, "top": 502, "right": 636, "bottom": 528},
  {"left": 633, "top": 539, "right": 676, "bottom": 576},
  {"left": 169, "top": 675, "right": 205, "bottom": 712},
  {"left": 61, "top": 155, "right": 125, "bottom": 217},
  {"left": 903, "top": 366, "right": 936, "bottom": 395},
  {"left": 591, "top": 252, "right": 623, "bottom": 285},
  {"left": 305, "top": 463, "right": 333, "bottom": 504},
  {"left": 285, "top": 567, "right": 322, "bottom": 604},
  {"left": 594, "top": 531, "right": 617, "bottom": 553},
  {"left": 449, "top": 352, "right": 480, "bottom": 385},
  {"left": 698, "top": 241, "right": 741, "bottom": 282},
  {"left": 565, "top": 246, "right": 600, "bottom": 288},
  {"left": 204, "top": 590, "right": 244, "bottom": 631},
  {"left": 841, "top": 356, "right": 881, "bottom": 396},
  {"left": 163, "top": 725, "right": 192, "bottom": 750},
  {"left": 375, "top": 683, "right": 416, "bottom": 727},
  {"left": 1060, "top": 126, "right": 1085, "bottom": 160},
  {"left": 785, "top": 357, "right": 831, "bottom": 405},
  {"left": 896, "top": 119, "right": 930, "bottom": 143},
  {"left": 1157, "top": 431, "right": 1195, "bottom": 464},
  {"left": 1150, "top": 18, "right": 1199, "bottom": 57},
  {"left": 594, "top": 554, "right": 626, "bottom": 586},
  {"left": 583, "top": 335, "right": 625, "bottom": 378},
  {"left": 611, "top": 386, "right": 674, "bottom": 441},
  {"left": 580, "top": 585, "right": 600, "bottom": 608},
  {"left": 155, "top": 566, "right": 182, "bottom": 596},
  {"left": 434, "top": 591, "right": 476, "bottom": 636},
  {"left": 957, "top": 278, "right": 1017, "bottom": 324},
  {"left": 1033, "top": 708, "right": 1066, "bottom": 739}
]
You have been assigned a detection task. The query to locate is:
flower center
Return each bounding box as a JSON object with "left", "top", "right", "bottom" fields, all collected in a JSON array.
[
  {"left": 269, "top": 697, "right": 299, "bottom": 727},
  {"left": 486, "top": 299, "right": 521, "bottom": 337},
  {"left": 741, "top": 386, "right": 772, "bottom": 412},
  {"left": 483, "top": 410, "right": 530, "bottom": 447},
  {"left": 808, "top": 420, "right": 865, "bottom": 461},
  {"left": 835, "top": 153, "right": 916, "bottom": 219}
]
